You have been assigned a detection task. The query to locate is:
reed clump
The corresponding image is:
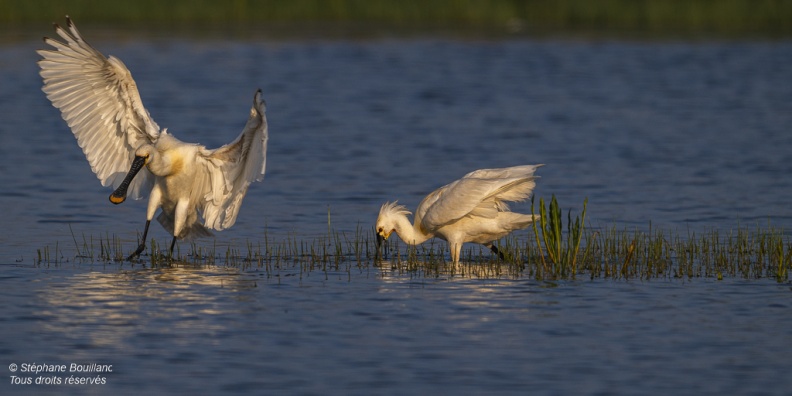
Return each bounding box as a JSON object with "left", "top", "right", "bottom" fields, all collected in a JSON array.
[{"left": 532, "top": 195, "right": 588, "bottom": 279}]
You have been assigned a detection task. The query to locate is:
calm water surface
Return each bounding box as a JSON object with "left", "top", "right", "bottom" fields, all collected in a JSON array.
[
  {"left": 1, "top": 32, "right": 791, "bottom": 394},
  {"left": 2, "top": 265, "right": 791, "bottom": 395}
]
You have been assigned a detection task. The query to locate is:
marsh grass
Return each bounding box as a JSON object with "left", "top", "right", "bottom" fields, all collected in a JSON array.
[
  {"left": 36, "top": 210, "right": 792, "bottom": 282},
  {"left": 532, "top": 195, "right": 588, "bottom": 278}
]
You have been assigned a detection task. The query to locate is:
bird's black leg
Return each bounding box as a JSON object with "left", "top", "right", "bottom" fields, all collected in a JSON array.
[
  {"left": 169, "top": 236, "right": 177, "bottom": 258},
  {"left": 127, "top": 220, "right": 151, "bottom": 260},
  {"left": 487, "top": 243, "right": 506, "bottom": 261}
]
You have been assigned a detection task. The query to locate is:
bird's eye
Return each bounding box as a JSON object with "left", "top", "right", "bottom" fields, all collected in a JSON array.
[{"left": 378, "top": 227, "right": 383, "bottom": 233}]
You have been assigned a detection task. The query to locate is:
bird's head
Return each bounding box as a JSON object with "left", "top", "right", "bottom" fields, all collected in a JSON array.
[
  {"left": 133, "top": 145, "right": 155, "bottom": 165},
  {"left": 375, "top": 201, "right": 411, "bottom": 244}
]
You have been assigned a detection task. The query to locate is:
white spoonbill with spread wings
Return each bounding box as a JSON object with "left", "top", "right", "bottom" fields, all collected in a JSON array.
[
  {"left": 37, "top": 17, "right": 268, "bottom": 260},
  {"left": 376, "top": 165, "right": 543, "bottom": 264}
]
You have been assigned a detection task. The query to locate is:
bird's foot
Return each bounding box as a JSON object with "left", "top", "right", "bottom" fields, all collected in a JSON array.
[
  {"left": 488, "top": 244, "right": 506, "bottom": 261},
  {"left": 127, "top": 244, "right": 146, "bottom": 261}
]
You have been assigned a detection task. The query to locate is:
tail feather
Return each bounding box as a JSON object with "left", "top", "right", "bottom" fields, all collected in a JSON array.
[{"left": 502, "top": 212, "right": 539, "bottom": 231}]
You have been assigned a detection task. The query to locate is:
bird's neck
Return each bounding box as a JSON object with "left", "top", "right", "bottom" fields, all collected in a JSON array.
[{"left": 393, "top": 214, "right": 432, "bottom": 246}]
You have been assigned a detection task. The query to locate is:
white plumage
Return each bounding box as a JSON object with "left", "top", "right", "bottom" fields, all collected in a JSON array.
[
  {"left": 376, "top": 165, "right": 543, "bottom": 264},
  {"left": 37, "top": 17, "right": 268, "bottom": 259}
]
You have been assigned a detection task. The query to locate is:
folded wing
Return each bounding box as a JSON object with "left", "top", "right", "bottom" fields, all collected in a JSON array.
[
  {"left": 199, "top": 90, "right": 268, "bottom": 230},
  {"left": 37, "top": 16, "right": 159, "bottom": 199},
  {"left": 418, "top": 165, "right": 542, "bottom": 231}
]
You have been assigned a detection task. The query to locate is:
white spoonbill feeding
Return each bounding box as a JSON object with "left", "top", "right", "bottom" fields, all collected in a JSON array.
[
  {"left": 37, "top": 17, "right": 268, "bottom": 260},
  {"left": 375, "top": 165, "right": 543, "bottom": 264}
]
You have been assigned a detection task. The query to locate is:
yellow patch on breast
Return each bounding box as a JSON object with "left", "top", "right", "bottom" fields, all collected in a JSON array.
[{"left": 169, "top": 155, "right": 184, "bottom": 176}]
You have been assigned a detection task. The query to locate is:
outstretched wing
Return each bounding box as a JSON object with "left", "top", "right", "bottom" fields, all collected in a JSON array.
[
  {"left": 418, "top": 165, "right": 542, "bottom": 231},
  {"left": 199, "top": 90, "right": 268, "bottom": 230},
  {"left": 37, "top": 16, "right": 159, "bottom": 199}
]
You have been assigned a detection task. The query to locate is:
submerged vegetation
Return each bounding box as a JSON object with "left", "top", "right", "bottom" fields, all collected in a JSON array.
[
  {"left": 36, "top": 198, "right": 792, "bottom": 283},
  {"left": 1, "top": 0, "right": 791, "bottom": 37}
]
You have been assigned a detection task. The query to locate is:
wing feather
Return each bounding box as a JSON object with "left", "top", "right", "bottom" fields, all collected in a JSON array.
[
  {"left": 200, "top": 90, "right": 268, "bottom": 230},
  {"left": 37, "top": 17, "right": 158, "bottom": 199},
  {"left": 418, "top": 165, "right": 543, "bottom": 231}
]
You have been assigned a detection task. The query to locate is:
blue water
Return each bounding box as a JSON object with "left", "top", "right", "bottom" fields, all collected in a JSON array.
[
  {"left": 1, "top": 29, "right": 791, "bottom": 394},
  {"left": 2, "top": 265, "right": 790, "bottom": 395}
]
